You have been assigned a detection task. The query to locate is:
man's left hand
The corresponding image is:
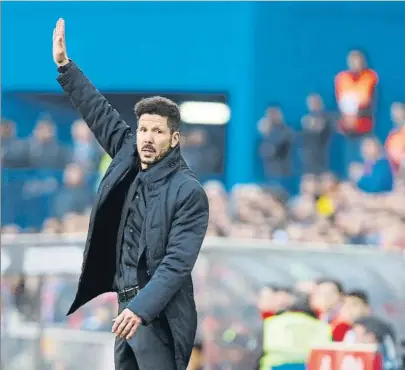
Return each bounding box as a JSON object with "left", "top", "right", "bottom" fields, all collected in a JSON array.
[{"left": 112, "top": 308, "right": 142, "bottom": 340}]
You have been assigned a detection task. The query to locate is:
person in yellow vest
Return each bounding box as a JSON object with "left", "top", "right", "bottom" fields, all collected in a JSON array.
[
  {"left": 95, "top": 152, "right": 112, "bottom": 191},
  {"left": 260, "top": 301, "right": 332, "bottom": 370}
]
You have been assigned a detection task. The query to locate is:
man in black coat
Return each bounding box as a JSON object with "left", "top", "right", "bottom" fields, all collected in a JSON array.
[{"left": 52, "top": 19, "right": 209, "bottom": 370}]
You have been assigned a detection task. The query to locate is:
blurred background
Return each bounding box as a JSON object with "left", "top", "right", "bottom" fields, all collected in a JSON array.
[{"left": 1, "top": 2, "right": 405, "bottom": 370}]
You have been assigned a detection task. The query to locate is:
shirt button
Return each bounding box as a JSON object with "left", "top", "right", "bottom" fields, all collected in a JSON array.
[
  {"left": 126, "top": 265, "right": 130, "bottom": 269},
  {"left": 105, "top": 185, "right": 109, "bottom": 188},
  {"left": 129, "top": 229, "right": 133, "bottom": 233},
  {"left": 127, "top": 246, "right": 131, "bottom": 250},
  {"left": 135, "top": 195, "right": 139, "bottom": 199}
]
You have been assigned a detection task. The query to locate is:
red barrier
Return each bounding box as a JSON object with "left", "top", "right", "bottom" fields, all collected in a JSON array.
[{"left": 308, "top": 343, "right": 383, "bottom": 370}]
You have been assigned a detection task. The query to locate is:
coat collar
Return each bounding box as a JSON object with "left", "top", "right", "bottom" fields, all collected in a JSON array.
[{"left": 135, "top": 144, "right": 183, "bottom": 185}]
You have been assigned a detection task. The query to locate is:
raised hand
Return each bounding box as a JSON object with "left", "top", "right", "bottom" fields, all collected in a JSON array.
[{"left": 53, "top": 18, "right": 69, "bottom": 67}]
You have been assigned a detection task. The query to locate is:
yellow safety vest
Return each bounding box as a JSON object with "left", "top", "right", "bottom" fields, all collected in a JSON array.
[
  {"left": 95, "top": 153, "right": 112, "bottom": 191},
  {"left": 260, "top": 312, "right": 332, "bottom": 369},
  {"left": 99, "top": 153, "right": 112, "bottom": 176}
]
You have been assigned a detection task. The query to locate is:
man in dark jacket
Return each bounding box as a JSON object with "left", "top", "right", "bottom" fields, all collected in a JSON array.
[
  {"left": 300, "top": 94, "right": 332, "bottom": 175},
  {"left": 258, "top": 106, "right": 293, "bottom": 179},
  {"left": 52, "top": 18, "right": 209, "bottom": 370}
]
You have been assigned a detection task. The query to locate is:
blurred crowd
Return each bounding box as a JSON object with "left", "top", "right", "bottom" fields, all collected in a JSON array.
[
  {"left": 2, "top": 52, "right": 405, "bottom": 250},
  {"left": 205, "top": 168, "right": 405, "bottom": 250},
  {"left": 2, "top": 273, "right": 404, "bottom": 370},
  {"left": 206, "top": 50, "right": 405, "bottom": 250},
  {"left": 257, "top": 51, "right": 405, "bottom": 184},
  {"left": 1, "top": 116, "right": 101, "bottom": 234},
  {"left": 1, "top": 116, "right": 223, "bottom": 235}
]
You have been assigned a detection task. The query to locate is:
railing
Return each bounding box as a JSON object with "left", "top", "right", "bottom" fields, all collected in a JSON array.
[{"left": 1, "top": 235, "right": 405, "bottom": 370}]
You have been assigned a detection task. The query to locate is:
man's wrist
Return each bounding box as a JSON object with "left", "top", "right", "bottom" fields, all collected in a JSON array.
[
  {"left": 57, "top": 59, "right": 72, "bottom": 74},
  {"left": 57, "top": 58, "right": 70, "bottom": 67}
]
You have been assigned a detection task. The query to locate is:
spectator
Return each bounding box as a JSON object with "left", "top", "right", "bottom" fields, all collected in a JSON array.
[
  {"left": 52, "top": 163, "right": 93, "bottom": 220},
  {"left": 300, "top": 94, "right": 333, "bottom": 175},
  {"left": 258, "top": 106, "right": 293, "bottom": 191},
  {"left": 60, "top": 212, "right": 90, "bottom": 234},
  {"left": 335, "top": 50, "right": 378, "bottom": 173},
  {"left": 13, "top": 274, "right": 41, "bottom": 321},
  {"left": 0, "top": 224, "right": 21, "bottom": 236},
  {"left": 353, "top": 316, "right": 400, "bottom": 370},
  {"left": 260, "top": 301, "right": 331, "bottom": 370},
  {"left": 290, "top": 195, "right": 316, "bottom": 227},
  {"left": 257, "top": 285, "right": 295, "bottom": 320},
  {"left": 0, "top": 119, "right": 27, "bottom": 168},
  {"left": 315, "top": 173, "right": 339, "bottom": 220},
  {"left": 385, "top": 102, "right": 405, "bottom": 176},
  {"left": 334, "top": 210, "right": 367, "bottom": 245},
  {"left": 335, "top": 50, "right": 378, "bottom": 136},
  {"left": 312, "top": 279, "right": 351, "bottom": 341},
  {"left": 95, "top": 152, "right": 112, "bottom": 192},
  {"left": 350, "top": 136, "right": 393, "bottom": 193},
  {"left": 70, "top": 119, "right": 102, "bottom": 171},
  {"left": 181, "top": 129, "right": 220, "bottom": 178},
  {"left": 296, "top": 174, "right": 319, "bottom": 201},
  {"left": 340, "top": 290, "right": 371, "bottom": 342},
  {"left": 204, "top": 180, "right": 231, "bottom": 237},
  {"left": 41, "top": 218, "right": 62, "bottom": 234},
  {"left": 27, "top": 116, "right": 68, "bottom": 169}
]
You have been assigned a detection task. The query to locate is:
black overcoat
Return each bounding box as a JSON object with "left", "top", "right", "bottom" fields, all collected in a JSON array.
[{"left": 57, "top": 62, "right": 209, "bottom": 370}]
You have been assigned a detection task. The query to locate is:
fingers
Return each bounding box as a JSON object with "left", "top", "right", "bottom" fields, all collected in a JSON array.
[
  {"left": 59, "top": 18, "right": 65, "bottom": 39},
  {"left": 126, "top": 321, "right": 140, "bottom": 340},
  {"left": 111, "top": 314, "right": 123, "bottom": 333},
  {"left": 117, "top": 319, "right": 132, "bottom": 338},
  {"left": 115, "top": 316, "right": 130, "bottom": 337},
  {"left": 117, "top": 319, "right": 139, "bottom": 339},
  {"left": 55, "top": 18, "right": 65, "bottom": 42},
  {"left": 112, "top": 311, "right": 141, "bottom": 339}
]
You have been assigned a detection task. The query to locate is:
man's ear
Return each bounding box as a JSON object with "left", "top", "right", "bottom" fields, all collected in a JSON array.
[{"left": 171, "top": 132, "right": 180, "bottom": 148}]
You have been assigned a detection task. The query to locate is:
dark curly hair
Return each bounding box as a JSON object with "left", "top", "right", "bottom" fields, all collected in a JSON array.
[{"left": 134, "top": 96, "right": 181, "bottom": 133}]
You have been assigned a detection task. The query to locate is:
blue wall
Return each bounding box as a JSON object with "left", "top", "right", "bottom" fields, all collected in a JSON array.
[{"left": 2, "top": 1, "right": 405, "bottom": 186}]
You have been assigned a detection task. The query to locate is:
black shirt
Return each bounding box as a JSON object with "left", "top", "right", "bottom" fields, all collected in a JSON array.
[{"left": 114, "top": 171, "right": 147, "bottom": 291}]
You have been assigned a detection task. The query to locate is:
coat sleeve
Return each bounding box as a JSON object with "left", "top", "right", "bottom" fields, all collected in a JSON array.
[
  {"left": 56, "top": 61, "right": 133, "bottom": 158},
  {"left": 127, "top": 185, "right": 209, "bottom": 324}
]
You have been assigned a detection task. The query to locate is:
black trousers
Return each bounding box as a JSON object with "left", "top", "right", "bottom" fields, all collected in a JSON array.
[{"left": 114, "top": 301, "right": 177, "bottom": 370}]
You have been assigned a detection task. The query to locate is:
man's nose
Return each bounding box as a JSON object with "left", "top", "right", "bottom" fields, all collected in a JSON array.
[{"left": 143, "top": 132, "right": 153, "bottom": 143}]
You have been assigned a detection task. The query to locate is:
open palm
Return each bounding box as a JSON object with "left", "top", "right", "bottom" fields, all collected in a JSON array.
[{"left": 53, "top": 18, "right": 69, "bottom": 66}]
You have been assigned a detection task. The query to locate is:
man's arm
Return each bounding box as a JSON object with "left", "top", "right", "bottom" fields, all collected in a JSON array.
[
  {"left": 56, "top": 62, "right": 132, "bottom": 158},
  {"left": 53, "top": 18, "right": 131, "bottom": 158},
  {"left": 127, "top": 184, "right": 209, "bottom": 324}
]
